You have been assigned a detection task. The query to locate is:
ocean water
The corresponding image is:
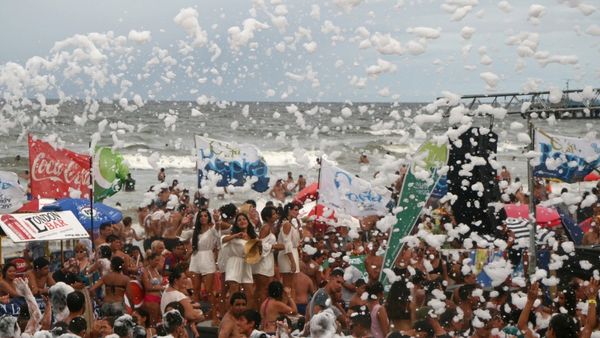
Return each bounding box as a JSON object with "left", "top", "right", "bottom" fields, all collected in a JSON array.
[{"left": 0, "top": 100, "right": 597, "bottom": 218}]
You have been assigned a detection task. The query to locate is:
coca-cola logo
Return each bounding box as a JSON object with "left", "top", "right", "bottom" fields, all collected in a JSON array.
[{"left": 31, "top": 152, "right": 90, "bottom": 187}]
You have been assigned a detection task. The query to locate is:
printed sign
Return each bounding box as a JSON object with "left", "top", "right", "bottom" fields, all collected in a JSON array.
[
  {"left": 0, "top": 171, "right": 25, "bottom": 214},
  {"left": 195, "top": 135, "right": 270, "bottom": 192},
  {"left": 319, "top": 159, "right": 391, "bottom": 217},
  {"left": 534, "top": 129, "right": 600, "bottom": 183},
  {"left": 380, "top": 141, "right": 448, "bottom": 287},
  {"left": 28, "top": 135, "right": 91, "bottom": 199},
  {"left": 0, "top": 211, "right": 89, "bottom": 243}
]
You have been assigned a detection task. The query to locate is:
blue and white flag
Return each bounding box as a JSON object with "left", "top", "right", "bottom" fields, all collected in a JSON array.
[
  {"left": 534, "top": 129, "right": 600, "bottom": 183},
  {"left": 319, "top": 158, "right": 391, "bottom": 217},
  {"left": 195, "top": 136, "right": 270, "bottom": 192},
  {"left": 0, "top": 171, "right": 26, "bottom": 214}
]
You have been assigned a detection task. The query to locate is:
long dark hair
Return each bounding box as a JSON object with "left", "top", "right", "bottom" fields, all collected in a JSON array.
[
  {"left": 192, "top": 209, "right": 212, "bottom": 253},
  {"left": 281, "top": 202, "right": 301, "bottom": 221},
  {"left": 2, "top": 263, "right": 16, "bottom": 279},
  {"left": 548, "top": 313, "right": 579, "bottom": 338},
  {"left": 385, "top": 279, "right": 412, "bottom": 321},
  {"left": 231, "top": 213, "right": 257, "bottom": 239}
]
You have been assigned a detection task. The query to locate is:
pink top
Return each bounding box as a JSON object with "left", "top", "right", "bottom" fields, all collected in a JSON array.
[{"left": 370, "top": 303, "right": 385, "bottom": 338}]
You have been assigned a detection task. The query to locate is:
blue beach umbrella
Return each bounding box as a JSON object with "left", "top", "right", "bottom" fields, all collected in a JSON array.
[{"left": 41, "top": 198, "right": 123, "bottom": 233}]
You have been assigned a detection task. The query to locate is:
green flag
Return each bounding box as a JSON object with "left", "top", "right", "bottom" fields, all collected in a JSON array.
[
  {"left": 93, "top": 147, "right": 129, "bottom": 201},
  {"left": 380, "top": 141, "right": 448, "bottom": 287},
  {"left": 348, "top": 254, "right": 368, "bottom": 281}
]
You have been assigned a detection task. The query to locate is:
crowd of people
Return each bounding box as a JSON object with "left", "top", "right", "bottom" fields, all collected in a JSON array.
[{"left": 0, "top": 165, "right": 600, "bottom": 338}]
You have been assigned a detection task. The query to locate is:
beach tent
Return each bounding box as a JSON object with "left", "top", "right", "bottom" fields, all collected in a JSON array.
[
  {"left": 41, "top": 198, "right": 122, "bottom": 233},
  {"left": 294, "top": 182, "right": 318, "bottom": 203},
  {"left": 306, "top": 203, "right": 337, "bottom": 234},
  {"left": 504, "top": 204, "right": 561, "bottom": 228}
]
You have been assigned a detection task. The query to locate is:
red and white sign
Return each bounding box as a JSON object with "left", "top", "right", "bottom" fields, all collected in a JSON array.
[
  {"left": 28, "top": 135, "right": 91, "bottom": 199},
  {"left": 0, "top": 211, "right": 89, "bottom": 243}
]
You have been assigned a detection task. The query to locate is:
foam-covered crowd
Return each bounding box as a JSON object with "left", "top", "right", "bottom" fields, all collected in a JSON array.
[{"left": 1, "top": 168, "right": 600, "bottom": 338}]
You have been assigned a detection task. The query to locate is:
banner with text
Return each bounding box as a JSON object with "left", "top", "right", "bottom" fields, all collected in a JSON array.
[
  {"left": 319, "top": 159, "right": 391, "bottom": 217},
  {"left": 534, "top": 129, "right": 600, "bottom": 183},
  {"left": 0, "top": 171, "right": 26, "bottom": 214},
  {"left": 28, "top": 136, "right": 91, "bottom": 199},
  {"left": 0, "top": 211, "right": 89, "bottom": 243},
  {"left": 195, "top": 136, "right": 270, "bottom": 192},
  {"left": 380, "top": 141, "right": 448, "bottom": 287}
]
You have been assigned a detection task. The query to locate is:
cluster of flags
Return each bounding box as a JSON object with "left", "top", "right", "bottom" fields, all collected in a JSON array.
[
  {"left": 27, "top": 135, "right": 129, "bottom": 202},
  {"left": 0, "top": 136, "right": 129, "bottom": 215},
  {"left": 2, "top": 128, "right": 599, "bottom": 269}
]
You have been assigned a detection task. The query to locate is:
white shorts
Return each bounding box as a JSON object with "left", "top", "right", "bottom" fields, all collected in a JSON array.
[
  {"left": 252, "top": 253, "right": 275, "bottom": 277},
  {"left": 277, "top": 249, "right": 299, "bottom": 274},
  {"left": 224, "top": 256, "right": 253, "bottom": 284},
  {"left": 189, "top": 250, "right": 217, "bottom": 276}
]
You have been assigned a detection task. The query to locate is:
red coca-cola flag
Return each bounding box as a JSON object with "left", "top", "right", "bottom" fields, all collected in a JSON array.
[{"left": 28, "top": 135, "right": 91, "bottom": 199}]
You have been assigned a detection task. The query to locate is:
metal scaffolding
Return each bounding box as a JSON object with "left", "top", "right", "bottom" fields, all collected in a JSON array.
[{"left": 437, "top": 88, "right": 600, "bottom": 118}]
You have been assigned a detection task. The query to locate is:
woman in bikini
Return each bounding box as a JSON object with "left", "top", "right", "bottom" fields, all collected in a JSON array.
[
  {"left": 142, "top": 253, "right": 164, "bottom": 325},
  {"left": 260, "top": 280, "right": 297, "bottom": 334},
  {"left": 74, "top": 243, "right": 93, "bottom": 286},
  {"left": 89, "top": 256, "right": 131, "bottom": 317}
]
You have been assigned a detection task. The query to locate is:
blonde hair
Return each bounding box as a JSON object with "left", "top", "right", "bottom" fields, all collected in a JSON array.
[{"left": 75, "top": 243, "right": 88, "bottom": 253}]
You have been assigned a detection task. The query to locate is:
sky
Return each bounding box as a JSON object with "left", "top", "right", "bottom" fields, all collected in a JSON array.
[{"left": 0, "top": 0, "right": 599, "bottom": 102}]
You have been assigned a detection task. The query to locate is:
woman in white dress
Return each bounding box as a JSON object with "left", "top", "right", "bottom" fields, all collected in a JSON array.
[
  {"left": 253, "top": 205, "right": 284, "bottom": 309},
  {"left": 277, "top": 202, "right": 302, "bottom": 300},
  {"left": 220, "top": 213, "right": 258, "bottom": 308},
  {"left": 188, "top": 209, "right": 219, "bottom": 316}
]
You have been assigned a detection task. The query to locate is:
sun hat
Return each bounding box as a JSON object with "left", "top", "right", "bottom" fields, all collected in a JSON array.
[{"left": 244, "top": 239, "right": 262, "bottom": 265}]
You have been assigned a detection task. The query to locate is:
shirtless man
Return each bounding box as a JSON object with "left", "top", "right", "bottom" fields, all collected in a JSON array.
[
  {"left": 163, "top": 203, "right": 190, "bottom": 251},
  {"left": 301, "top": 251, "right": 325, "bottom": 288},
  {"left": 269, "top": 179, "right": 286, "bottom": 202},
  {"left": 27, "top": 257, "right": 56, "bottom": 296},
  {"left": 365, "top": 241, "right": 383, "bottom": 284},
  {"left": 293, "top": 271, "right": 315, "bottom": 316},
  {"left": 158, "top": 168, "right": 166, "bottom": 183},
  {"left": 219, "top": 292, "right": 247, "bottom": 338},
  {"left": 499, "top": 166, "right": 512, "bottom": 183},
  {"left": 95, "top": 222, "right": 113, "bottom": 247},
  {"left": 296, "top": 174, "right": 306, "bottom": 191},
  {"left": 146, "top": 199, "right": 167, "bottom": 252},
  {"left": 284, "top": 172, "right": 296, "bottom": 197}
]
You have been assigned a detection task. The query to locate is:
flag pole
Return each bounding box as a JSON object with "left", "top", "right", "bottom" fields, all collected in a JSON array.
[
  {"left": 316, "top": 156, "right": 323, "bottom": 205},
  {"left": 527, "top": 118, "right": 537, "bottom": 275},
  {"left": 315, "top": 156, "right": 323, "bottom": 234},
  {"left": 89, "top": 141, "right": 94, "bottom": 250}
]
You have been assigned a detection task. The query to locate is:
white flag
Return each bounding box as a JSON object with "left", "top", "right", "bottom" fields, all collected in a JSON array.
[
  {"left": 0, "top": 171, "right": 26, "bottom": 214},
  {"left": 319, "top": 159, "right": 391, "bottom": 217}
]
